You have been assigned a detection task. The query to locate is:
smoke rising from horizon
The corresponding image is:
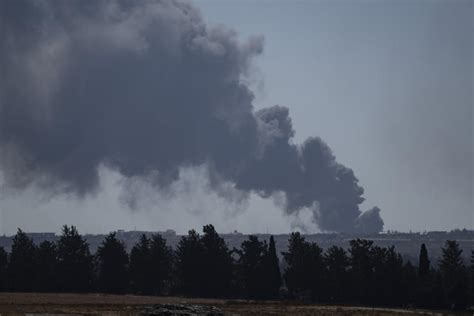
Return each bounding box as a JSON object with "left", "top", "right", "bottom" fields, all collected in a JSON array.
[{"left": 0, "top": 0, "right": 383, "bottom": 233}]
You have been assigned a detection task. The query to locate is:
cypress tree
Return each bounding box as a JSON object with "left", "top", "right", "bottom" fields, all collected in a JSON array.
[
  {"left": 418, "top": 243, "right": 430, "bottom": 281},
  {"left": 264, "top": 236, "right": 281, "bottom": 299}
]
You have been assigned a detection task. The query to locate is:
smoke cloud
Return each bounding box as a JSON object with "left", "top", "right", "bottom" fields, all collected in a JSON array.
[{"left": 0, "top": 0, "right": 383, "bottom": 233}]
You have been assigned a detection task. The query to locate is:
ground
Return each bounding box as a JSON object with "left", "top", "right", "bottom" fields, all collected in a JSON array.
[{"left": 0, "top": 293, "right": 465, "bottom": 315}]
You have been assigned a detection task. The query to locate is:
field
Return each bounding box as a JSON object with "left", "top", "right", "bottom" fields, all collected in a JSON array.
[{"left": 0, "top": 293, "right": 465, "bottom": 316}]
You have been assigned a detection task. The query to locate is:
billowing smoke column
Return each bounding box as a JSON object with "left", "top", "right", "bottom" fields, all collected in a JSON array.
[{"left": 0, "top": 0, "right": 383, "bottom": 233}]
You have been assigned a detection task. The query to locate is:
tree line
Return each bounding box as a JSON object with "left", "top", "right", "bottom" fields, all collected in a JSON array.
[{"left": 0, "top": 225, "right": 473, "bottom": 310}]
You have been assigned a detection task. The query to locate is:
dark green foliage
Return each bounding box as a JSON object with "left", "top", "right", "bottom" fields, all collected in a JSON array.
[
  {"left": 401, "top": 261, "right": 417, "bottom": 305},
  {"left": 149, "top": 234, "right": 174, "bottom": 295},
  {"left": 381, "top": 246, "right": 404, "bottom": 306},
  {"left": 469, "top": 250, "right": 474, "bottom": 305},
  {"left": 263, "top": 236, "right": 282, "bottom": 299},
  {"left": 439, "top": 240, "right": 468, "bottom": 309},
  {"left": 0, "top": 224, "right": 472, "bottom": 311},
  {"left": 282, "top": 232, "right": 324, "bottom": 301},
  {"left": 324, "top": 246, "right": 349, "bottom": 302},
  {"left": 418, "top": 244, "right": 430, "bottom": 281},
  {"left": 0, "top": 247, "right": 7, "bottom": 291},
  {"left": 96, "top": 233, "right": 129, "bottom": 294},
  {"left": 416, "top": 244, "right": 434, "bottom": 308},
  {"left": 129, "top": 234, "right": 152, "bottom": 294},
  {"left": 347, "top": 240, "right": 405, "bottom": 306},
  {"left": 348, "top": 239, "right": 374, "bottom": 303},
  {"left": 176, "top": 225, "right": 233, "bottom": 297},
  {"left": 36, "top": 241, "right": 57, "bottom": 292},
  {"left": 236, "top": 235, "right": 269, "bottom": 299},
  {"left": 234, "top": 235, "right": 280, "bottom": 300},
  {"left": 175, "top": 229, "right": 205, "bottom": 296},
  {"left": 8, "top": 229, "right": 37, "bottom": 291},
  {"left": 199, "top": 225, "right": 233, "bottom": 297},
  {"left": 56, "top": 225, "right": 94, "bottom": 292}
]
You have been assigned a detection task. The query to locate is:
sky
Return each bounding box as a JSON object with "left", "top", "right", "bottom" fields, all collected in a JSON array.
[
  {"left": 198, "top": 0, "right": 474, "bottom": 230},
  {"left": 0, "top": 0, "right": 472, "bottom": 235}
]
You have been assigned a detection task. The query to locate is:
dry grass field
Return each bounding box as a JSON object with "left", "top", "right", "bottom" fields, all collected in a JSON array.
[{"left": 0, "top": 293, "right": 465, "bottom": 316}]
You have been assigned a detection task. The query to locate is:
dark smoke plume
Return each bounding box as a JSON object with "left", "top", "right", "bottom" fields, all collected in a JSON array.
[{"left": 0, "top": 0, "right": 383, "bottom": 233}]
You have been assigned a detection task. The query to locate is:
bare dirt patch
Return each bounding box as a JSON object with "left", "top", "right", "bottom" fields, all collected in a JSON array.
[{"left": 0, "top": 293, "right": 461, "bottom": 315}]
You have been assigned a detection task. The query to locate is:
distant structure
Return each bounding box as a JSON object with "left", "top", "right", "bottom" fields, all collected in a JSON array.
[{"left": 0, "top": 229, "right": 472, "bottom": 264}]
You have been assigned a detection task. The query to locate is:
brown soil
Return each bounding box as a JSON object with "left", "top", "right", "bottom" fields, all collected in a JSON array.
[{"left": 0, "top": 293, "right": 461, "bottom": 315}]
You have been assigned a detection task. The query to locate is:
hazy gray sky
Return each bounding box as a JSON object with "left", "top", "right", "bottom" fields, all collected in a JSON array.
[
  {"left": 197, "top": 0, "right": 474, "bottom": 232},
  {"left": 0, "top": 0, "right": 472, "bottom": 235}
]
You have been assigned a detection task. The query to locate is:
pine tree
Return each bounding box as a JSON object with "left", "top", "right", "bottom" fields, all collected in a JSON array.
[
  {"left": 200, "top": 225, "right": 233, "bottom": 297},
  {"left": 0, "top": 247, "right": 7, "bottom": 291},
  {"left": 469, "top": 250, "right": 474, "bottom": 306},
  {"left": 324, "top": 246, "right": 349, "bottom": 302},
  {"left": 237, "top": 235, "right": 268, "bottom": 299},
  {"left": 371, "top": 245, "right": 388, "bottom": 305},
  {"left": 439, "top": 240, "right": 468, "bottom": 309},
  {"left": 56, "top": 225, "right": 94, "bottom": 292},
  {"left": 348, "top": 239, "right": 374, "bottom": 304},
  {"left": 149, "top": 234, "right": 173, "bottom": 295},
  {"left": 282, "top": 232, "right": 308, "bottom": 297},
  {"left": 36, "top": 240, "right": 58, "bottom": 292},
  {"left": 384, "top": 246, "right": 404, "bottom": 306},
  {"left": 129, "top": 234, "right": 152, "bottom": 294},
  {"left": 8, "top": 229, "right": 37, "bottom": 291},
  {"left": 401, "top": 261, "right": 417, "bottom": 306},
  {"left": 282, "top": 232, "right": 324, "bottom": 301},
  {"left": 96, "top": 232, "right": 129, "bottom": 294},
  {"left": 175, "top": 229, "right": 204, "bottom": 296}
]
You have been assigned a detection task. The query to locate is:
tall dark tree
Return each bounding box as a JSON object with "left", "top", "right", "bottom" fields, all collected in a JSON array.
[
  {"left": 36, "top": 240, "right": 58, "bottom": 292},
  {"left": 200, "top": 225, "right": 233, "bottom": 297},
  {"left": 401, "top": 261, "right": 417, "bottom": 306},
  {"left": 348, "top": 239, "right": 374, "bottom": 303},
  {"left": 237, "top": 235, "right": 268, "bottom": 299},
  {"left": 418, "top": 243, "right": 430, "bottom": 282},
  {"left": 7, "top": 229, "right": 37, "bottom": 291},
  {"left": 0, "top": 247, "right": 7, "bottom": 291},
  {"left": 469, "top": 250, "right": 474, "bottom": 306},
  {"left": 282, "top": 232, "right": 324, "bottom": 301},
  {"left": 439, "top": 240, "right": 468, "bottom": 309},
  {"left": 371, "top": 245, "right": 388, "bottom": 305},
  {"left": 96, "top": 233, "right": 129, "bottom": 294},
  {"left": 129, "top": 234, "right": 152, "bottom": 294},
  {"left": 282, "top": 232, "right": 308, "bottom": 297},
  {"left": 262, "top": 236, "right": 281, "bottom": 299},
  {"left": 416, "top": 243, "right": 433, "bottom": 308},
  {"left": 56, "top": 225, "right": 94, "bottom": 292},
  {"left": 383, "top": 246, "right": 404, "bottom": 306},
  {"left": 324, "top": 246, "right": 349, "bottom": 302},
  {"left": 175, "top": 230, "right": 204, "bottom": 296},
  {"left": 149, "top": 234, "right": 174, "bottom": 295}
]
